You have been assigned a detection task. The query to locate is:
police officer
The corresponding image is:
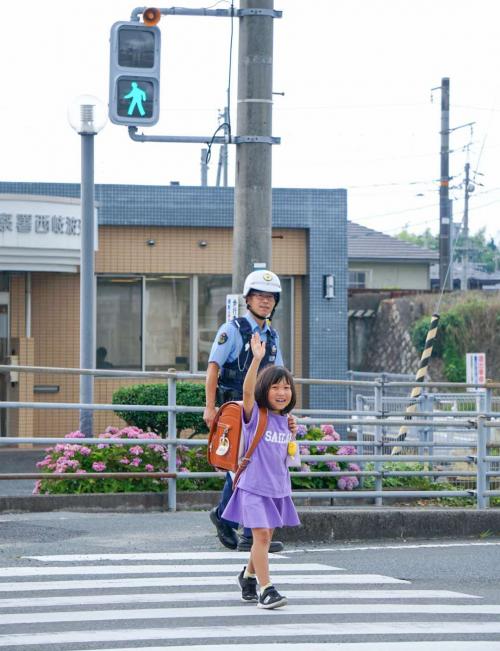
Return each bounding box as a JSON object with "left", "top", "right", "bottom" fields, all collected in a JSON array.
[{"left": 203, "top": 270, "right": 286, "bottom": 552}]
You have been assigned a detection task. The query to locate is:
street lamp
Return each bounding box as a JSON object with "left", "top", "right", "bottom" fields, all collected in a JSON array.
[{"left": 68, "top": 95, "right": 107, "bottom": 436}]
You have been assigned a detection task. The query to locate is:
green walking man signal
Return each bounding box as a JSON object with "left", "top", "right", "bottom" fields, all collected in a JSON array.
[
  {"left": 109, "top": 21, "right": 161, "bottom": 126},
  {"left": 124, "top": 82, "right": 147, "bottom": 116}
]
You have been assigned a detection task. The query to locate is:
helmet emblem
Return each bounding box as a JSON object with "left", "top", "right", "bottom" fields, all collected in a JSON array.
[{"left": 263, "top": 272, "right": 273, "bottom": 282}]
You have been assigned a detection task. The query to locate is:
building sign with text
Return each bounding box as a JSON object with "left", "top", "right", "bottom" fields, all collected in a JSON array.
[{"left": 0, "top": 195, "right": 97, "bottom": 272}]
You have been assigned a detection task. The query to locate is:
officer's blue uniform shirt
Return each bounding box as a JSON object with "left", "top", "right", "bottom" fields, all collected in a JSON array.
[{"left": 208, "top": 312, "right": 284, "bottom": 367}]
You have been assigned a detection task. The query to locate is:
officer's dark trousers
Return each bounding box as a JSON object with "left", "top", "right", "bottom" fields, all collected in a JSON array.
[{"left": 217, "top": 472, "right": 252, "bottom": 539}]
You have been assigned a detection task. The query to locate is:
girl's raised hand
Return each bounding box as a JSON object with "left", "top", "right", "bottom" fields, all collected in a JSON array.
[{"left": 250, "top": 332, "right": 266, "bottom": 361}]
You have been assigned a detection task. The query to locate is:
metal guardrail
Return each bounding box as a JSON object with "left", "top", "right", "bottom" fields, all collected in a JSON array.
[{"left": 1, "top": 364, "right": 499, "bottom": 510}]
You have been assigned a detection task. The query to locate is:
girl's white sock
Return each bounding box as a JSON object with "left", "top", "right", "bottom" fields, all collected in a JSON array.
[
  {"left": 244, "top": 568, "right": 256, "bottom": 579},
  {"left": 261, "top": 582, "right": 273, "bottom": 590}
]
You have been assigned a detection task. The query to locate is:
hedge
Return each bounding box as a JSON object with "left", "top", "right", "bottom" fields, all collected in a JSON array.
[{"left": 112, "top": 382, "right": 207, "bottom": 436}]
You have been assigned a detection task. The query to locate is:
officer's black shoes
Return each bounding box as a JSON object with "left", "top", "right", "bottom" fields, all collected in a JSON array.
[
  {"left": 237, "top": 535, "right": 285, "bottom": 553},
  {"left": 257, "top": 585, "right": 288, "bottom": 609},
  {"left": 209, "top": 507, "right": 238, "bottom": 550},
  {"left": 238, "top": 566, "right": 258, "bottom": 602}
]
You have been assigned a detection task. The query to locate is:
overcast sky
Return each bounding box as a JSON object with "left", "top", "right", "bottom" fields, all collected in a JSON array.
[{"left": 1, "top": 0, "right": 500, "bottom": 241}]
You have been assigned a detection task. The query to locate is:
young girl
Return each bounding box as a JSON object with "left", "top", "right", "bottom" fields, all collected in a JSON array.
[{"left": 222, "top": 332, "right": 300, "bottom": 609}]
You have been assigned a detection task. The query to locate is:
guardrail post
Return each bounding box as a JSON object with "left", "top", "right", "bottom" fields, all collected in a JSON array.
[
  {"left": 374, "top": 379, "right": 383, "bottom": 506},
  {"left": 355, "top": 393, "right": 364, "bottom": 488},
  {"left": 167, "top": 376, "right": 177, "bottom": 511},
  {"left": 476, "top": 410, "right": 487, "bottom": 509}
]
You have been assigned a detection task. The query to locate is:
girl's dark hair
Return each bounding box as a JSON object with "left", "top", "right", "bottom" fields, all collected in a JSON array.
[{"left": 254, "top": 365, "right": 296, "bottom": 413}]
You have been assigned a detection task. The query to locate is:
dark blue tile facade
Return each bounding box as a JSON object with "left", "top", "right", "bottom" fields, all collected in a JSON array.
[{"left": 0, "top": 182, "right": 348, "bottom": 408}]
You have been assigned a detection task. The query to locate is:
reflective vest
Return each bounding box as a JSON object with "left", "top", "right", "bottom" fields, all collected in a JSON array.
[{"left": 218, "top": 317, "right": 278, "bottom": 398}]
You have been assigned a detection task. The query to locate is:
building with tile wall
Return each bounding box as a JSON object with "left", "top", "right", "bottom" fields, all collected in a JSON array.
[{"left": 0, "top": 182, "right": 347, "bottom": 439}]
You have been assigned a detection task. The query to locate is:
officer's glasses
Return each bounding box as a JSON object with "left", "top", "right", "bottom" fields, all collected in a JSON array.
[{"left": 250, "top": 291, "right": 276, "bottom": 302}]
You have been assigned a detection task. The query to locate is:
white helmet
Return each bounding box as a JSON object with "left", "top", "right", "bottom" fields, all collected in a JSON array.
[{"left": 243, "top": 269, "right": 282, "bottom": 297}]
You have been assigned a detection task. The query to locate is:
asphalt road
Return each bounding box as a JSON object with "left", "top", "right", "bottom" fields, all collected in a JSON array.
[{"left": 0, "top": 511, "right": 499, "bottom": 649}]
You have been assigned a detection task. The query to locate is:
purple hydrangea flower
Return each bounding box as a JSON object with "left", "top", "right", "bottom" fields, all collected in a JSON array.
[
  {"left": 296, "top": 424, "right": 308, "bottom": 439},
  {"left": 337, "top": 445, "right": 357, "bottom": 456}
]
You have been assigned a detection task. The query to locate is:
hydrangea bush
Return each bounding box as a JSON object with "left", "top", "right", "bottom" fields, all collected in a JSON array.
[
  {"left": 292, "top": 423, "right": 360, "bottom": 491},
  {"left": 34, "top": 423, "right": 360, "bottom": 494},
  {"left": 34, "top": 427, "right": 170, "bottom": 495}
]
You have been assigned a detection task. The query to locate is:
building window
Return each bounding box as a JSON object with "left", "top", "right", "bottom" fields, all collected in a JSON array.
[
  {"left": 145, "top": 277, "right": 190, "bottom": 371},
  {"left": 348, "top": 270, "right": 367, "bottom": 289},
  {"left": 97, "top": 274, "right": 293, "bottom": 372},
  {"left": 96, "top": 277, "right": 142, "bottom": 369},
  {"left": 197, "top": 275, "right": 231, "bottom": 371}
]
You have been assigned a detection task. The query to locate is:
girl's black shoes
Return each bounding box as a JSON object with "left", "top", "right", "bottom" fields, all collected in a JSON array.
[
  {"left": 238, "top": 567, "right": 258, "bottom": 602},
  {"left": 257, "top": 585, "right": 288, "bottom": 609}
]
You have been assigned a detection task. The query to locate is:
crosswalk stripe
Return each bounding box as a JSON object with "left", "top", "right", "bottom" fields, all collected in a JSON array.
[
  {"left": 1, "top": 621, "right": 500, "bottom": 646},
  {"left": 23, "top": 552, "right": 287, "bottom": 562},
  {"left": 68, "top": 644, "right": 500, "bottom": 651},
  {"left": 1, "top": 602, "right": 499, "bottom": 625},
  {"left": 0, "top": 573, "right": 408, "bottom": 592},
  {"left": 0, "top": 588, "right": 478, "bottom": 608},
  {"left": 0, "top": 562, "right": 336, "bottom": 577}
]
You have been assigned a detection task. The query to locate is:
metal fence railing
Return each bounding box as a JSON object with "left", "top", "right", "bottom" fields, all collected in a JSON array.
[{"left": 1, "top": 364, "right": 500, "bottom": 511}]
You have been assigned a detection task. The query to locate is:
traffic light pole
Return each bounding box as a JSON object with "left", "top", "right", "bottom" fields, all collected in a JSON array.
[{"left": 232, "top": 0, "right": 275, "bottom": 292}]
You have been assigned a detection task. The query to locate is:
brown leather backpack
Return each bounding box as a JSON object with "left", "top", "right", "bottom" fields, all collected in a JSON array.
[{"left": 207, "top": 401, "right": 268, "bottom": 488}]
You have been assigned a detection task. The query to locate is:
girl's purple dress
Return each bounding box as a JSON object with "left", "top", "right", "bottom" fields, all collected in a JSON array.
[{"left": 222, "top": 403, "right": 300, "bottom": 529}]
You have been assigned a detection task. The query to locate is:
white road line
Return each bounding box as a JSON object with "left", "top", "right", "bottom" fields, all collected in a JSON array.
[
  {"left": 23, "top": 552, "right": 286, "bottom": 562},
  {"left": 284, "top": 541, "right": 500, "bottom": 553},
  {"left": 1, "top": 602, "right": 500, "bottom": 626},
  {"left": 2, "top": 621, "right": 500, "bottom": 646},
  {"left": 68, "top": 644, "right": 500, "bottom": 651},
  {"left": 0, "top": 562, "right": 336, "bottom": 577},
  {"left": 0, "top": 588, "right": 479, "bottom": 609},
  {"left": 0, "top": 573, "right": 408, "bottom": 592}
]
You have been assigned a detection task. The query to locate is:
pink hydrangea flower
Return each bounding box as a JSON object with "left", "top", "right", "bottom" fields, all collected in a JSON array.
[
  {"left": 32, "top": 480, "right": 42, "bottom": 494},
  {"left": 65, "top": 431, "right": 85, "bottom": 438},
  {"left": 120, "top": 458, "right": 130, "bottom": 465},
  {"left": 129, "top": 445, "right": 143, "bottom": 456},
  {"left": 144, "top": 464, "right": 155, "bottom": 472},
  {"left": 79, "top": 446, "right": 92, "bottom": 455},
  {"left": 92, "top": 461, "right": 106, "bottom": 472},
  {"left": 130, "top": 457, "right": 141, "bottom": 467}
]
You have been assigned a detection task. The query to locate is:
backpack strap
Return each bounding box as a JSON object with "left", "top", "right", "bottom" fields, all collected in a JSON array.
[{"left": 232, "top": 406, "right": 268, "bottom": 489}]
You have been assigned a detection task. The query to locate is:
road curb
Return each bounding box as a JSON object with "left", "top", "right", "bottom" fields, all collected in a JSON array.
[{"left": 1, "top": 493, "right": 500, "bottom": 542}]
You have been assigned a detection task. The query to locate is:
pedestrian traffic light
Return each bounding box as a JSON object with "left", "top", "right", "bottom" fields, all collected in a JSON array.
[{"left": 109, "top": 21, "right": 161, "bottom": 126}]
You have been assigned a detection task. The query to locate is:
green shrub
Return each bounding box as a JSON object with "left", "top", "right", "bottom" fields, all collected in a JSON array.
[
  {"left": 410, "top": 301, "right": 492, "bottom": 383},
  {"left": 112, "top": 382, "right": 207, "bottom": 436}
]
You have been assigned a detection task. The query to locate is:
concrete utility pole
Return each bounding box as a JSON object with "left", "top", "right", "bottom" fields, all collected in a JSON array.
[
  {"left": 439, "top": 77, "right": 452, "bottom": 290},
  {"left": 462, "top": 161, "right": 471, "bottom": 290},
  {"left": 232, "top": 0, "right": 275, "bottom": 293}
]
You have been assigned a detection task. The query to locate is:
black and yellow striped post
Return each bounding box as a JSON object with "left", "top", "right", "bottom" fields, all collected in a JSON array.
[{"left": 392, "top": 313, "right": 440, "bottom": 453}]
